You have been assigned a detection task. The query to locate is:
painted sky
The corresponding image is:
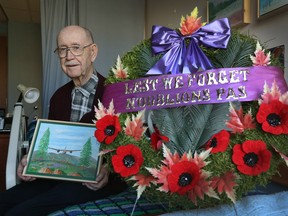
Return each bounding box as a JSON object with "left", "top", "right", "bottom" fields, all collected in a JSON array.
[{"left": 32, "top": 121, "right": 100, "bottom": 160}]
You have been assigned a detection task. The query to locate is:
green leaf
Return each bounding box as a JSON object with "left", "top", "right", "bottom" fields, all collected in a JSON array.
[
  {"left": 213, "top": 31, "right": 256, "bottom": 68},
  {"left": 151, "top": 103, "right": 230, "bottom": 155}
]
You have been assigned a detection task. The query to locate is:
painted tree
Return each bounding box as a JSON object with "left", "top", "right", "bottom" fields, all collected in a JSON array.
[
  {"left": 38, "top": 127, "right": 50, "bottom": 159},
  {"left": 79, "top": 137, "right": 92, "bottom": 167}
]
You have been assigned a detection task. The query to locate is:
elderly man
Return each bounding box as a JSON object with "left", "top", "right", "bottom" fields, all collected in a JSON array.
[{"left": 0, "top": 25, "right": 127, "bottom": 216}]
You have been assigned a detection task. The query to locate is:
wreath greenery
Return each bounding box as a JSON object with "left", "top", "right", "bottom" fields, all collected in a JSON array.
[{"left": 94, "top": 8, "right": 288, "bottom": 211}]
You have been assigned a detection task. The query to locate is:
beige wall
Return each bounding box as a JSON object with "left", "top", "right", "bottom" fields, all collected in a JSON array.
[
  {"left": 145, "top": 0, "right": 208, "bottom": 38},
  {"left": 79, "top": 0, "right": 145, "bottom": 78},
  {"left": 7, "top": 22, "right": 42, "bottom": 120}
]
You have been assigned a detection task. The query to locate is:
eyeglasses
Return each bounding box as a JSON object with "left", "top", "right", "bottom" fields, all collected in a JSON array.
[{"left": 54, "top": 43, "right": 93, "bottom": 58}]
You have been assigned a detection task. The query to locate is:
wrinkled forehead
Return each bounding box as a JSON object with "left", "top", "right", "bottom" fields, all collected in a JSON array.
[{"left": 57, "top": 27, "right": 90, "bottom": 47}]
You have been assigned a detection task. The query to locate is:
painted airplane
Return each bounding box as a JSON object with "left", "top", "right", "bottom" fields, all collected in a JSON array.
[{"left": 48, "top": 146, "right": 81, "bottom": 154}]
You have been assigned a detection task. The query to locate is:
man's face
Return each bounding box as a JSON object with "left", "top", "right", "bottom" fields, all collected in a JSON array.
[{"left": 57, "top": 27, "right": 97, "bottom": 83}]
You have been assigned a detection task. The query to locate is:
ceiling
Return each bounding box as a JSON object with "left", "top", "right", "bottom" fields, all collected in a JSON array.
[{"left": 0, "top": 0, "right": 40, "bottom": 24}]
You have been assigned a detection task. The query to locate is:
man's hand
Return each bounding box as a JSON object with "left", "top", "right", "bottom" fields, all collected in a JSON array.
[
  {"left": 17, "top": 155, "right": 36, "bottom": 181},
  {"left": 83, "top": 165, "right": 109, "bottom": 191}
]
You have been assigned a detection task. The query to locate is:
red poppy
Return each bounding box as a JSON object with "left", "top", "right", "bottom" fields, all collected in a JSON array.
[
  {"left": 151, "top": 127, "right": 170, "bottom": 150},
  {"left": 167, "top": 161, "right": 200, "bottom": 195},
  {"left": 256, "top": 100, "right": 288, "bottom": 135},
  {"left": 112, "top": 144, "right": 144, "bottom": 177},
  {"left": 204, "top": 130, "right": 230, "bottom": 153},
  {"left": 232, "top": 140, "right": 271, "bottom": 176},
  {"left": 94, "top": 115, "right": 121, "bottom": 144}
]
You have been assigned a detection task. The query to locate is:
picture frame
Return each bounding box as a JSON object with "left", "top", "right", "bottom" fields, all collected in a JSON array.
[
  {"left": 258, "top": 0, "right": 288, "bottom": 19},
  {"left": 207, "top": 0, "right": 251, "bottom": 28},
  {"left": 23, "top": 119, "right": 102, "bottom": 183}
]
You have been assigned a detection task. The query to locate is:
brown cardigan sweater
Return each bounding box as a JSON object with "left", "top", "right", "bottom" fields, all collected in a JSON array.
[{"left": 48, "top": 72, "right": 106, "bottom": 123}]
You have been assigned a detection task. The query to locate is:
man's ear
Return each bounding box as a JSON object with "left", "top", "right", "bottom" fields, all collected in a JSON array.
[{"left": 91, "top": 44, "right": 98, "bottom": 62}]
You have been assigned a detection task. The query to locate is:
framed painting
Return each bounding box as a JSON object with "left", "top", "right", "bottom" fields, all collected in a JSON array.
[
  {"left": 23, "top": 119, "right": 102, "bottom": 183},
  {"left": 207, "top": 0, "right": 251, "bottom": 27},
  {"left": 258, "top": 0, "right": 288, "bottom": 18}
]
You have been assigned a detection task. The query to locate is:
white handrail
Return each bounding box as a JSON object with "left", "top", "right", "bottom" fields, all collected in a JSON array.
[{"left": 5, "top": 103, "right": 25, "bottom": 190}]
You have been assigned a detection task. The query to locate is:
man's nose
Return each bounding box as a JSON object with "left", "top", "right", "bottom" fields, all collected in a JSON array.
[{"left": 65, "top": 49, "right": 75, "bottom": 59}]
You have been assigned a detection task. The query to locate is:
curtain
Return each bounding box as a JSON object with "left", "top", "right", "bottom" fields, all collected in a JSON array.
[{"left": 40, "top": 0, "right": 79, "bottom": 118}]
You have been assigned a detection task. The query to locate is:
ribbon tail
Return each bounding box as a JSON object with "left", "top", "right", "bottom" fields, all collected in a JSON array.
[{"left": 183, "top": 40, "right": 214, "bottom": 74}]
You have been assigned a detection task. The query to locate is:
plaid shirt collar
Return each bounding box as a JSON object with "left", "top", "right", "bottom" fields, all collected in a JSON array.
[
  {"left": 70, "top": 71, "right": 98, "bottom": 122},
  {"left": 73, "top": 72, "right": 98, "bottom": 97}
]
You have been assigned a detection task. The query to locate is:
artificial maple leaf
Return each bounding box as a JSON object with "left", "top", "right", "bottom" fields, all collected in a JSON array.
[
  {"left": 192, "top": 148, "right": 211, "bottom": 169},
  {"left": 124, "top": 110, "right": 147, "bottom": 140},
  {"left": 250, "top": 41, "right": 271, "bottom": 66},
  {"left": 112, "top": 55, "right": 129, "bottom": 79},
  {"left": 242, "top": 109, "right": 256, "bottom": 129},
  {"left": 210, "top": 171, "right": 238, "bottom": 203},
  {"left": 129, "top": 174, "right": 157, "bottom": 200},
  {"left": 93, "top": 99, "right": 117, "bottom": 122},
  {"left": 147, "top": 145, "right": 188, "bottom": 193},
  {"left": 187, "top": 170, "right": 219, "bottom": 205},
  {"left": 272, "top": 146, "right": 288, "bottom": 167},
  {"left": 226, "top": 103, "right": 256, "bottom": 133},
  {"left": 130, "top": 174, "right": 156, "bottom": 187},
  {"left": 146, "top": 165, "right": 171, "bottom": 192},
  {"left": 259, "top": 81, "right": 282, "bottom": 105},
  {"left": 98, "top": 149, "right": 115, "bottom": 156},
  {"left": 162, "top": 144, "right": 181, "bottom": 167},
  {"left": 280, "top": 92, "right": 288, "bottom": 105}
]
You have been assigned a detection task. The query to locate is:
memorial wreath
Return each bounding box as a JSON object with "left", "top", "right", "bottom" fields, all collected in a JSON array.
[{"left": 93, "top": 7, "right": 288, "bottom": 211}]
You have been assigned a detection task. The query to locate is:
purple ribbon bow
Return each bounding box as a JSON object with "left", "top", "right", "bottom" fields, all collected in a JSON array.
[{"left": 146, "top": 18, "right": 231, "bottom": 75}]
